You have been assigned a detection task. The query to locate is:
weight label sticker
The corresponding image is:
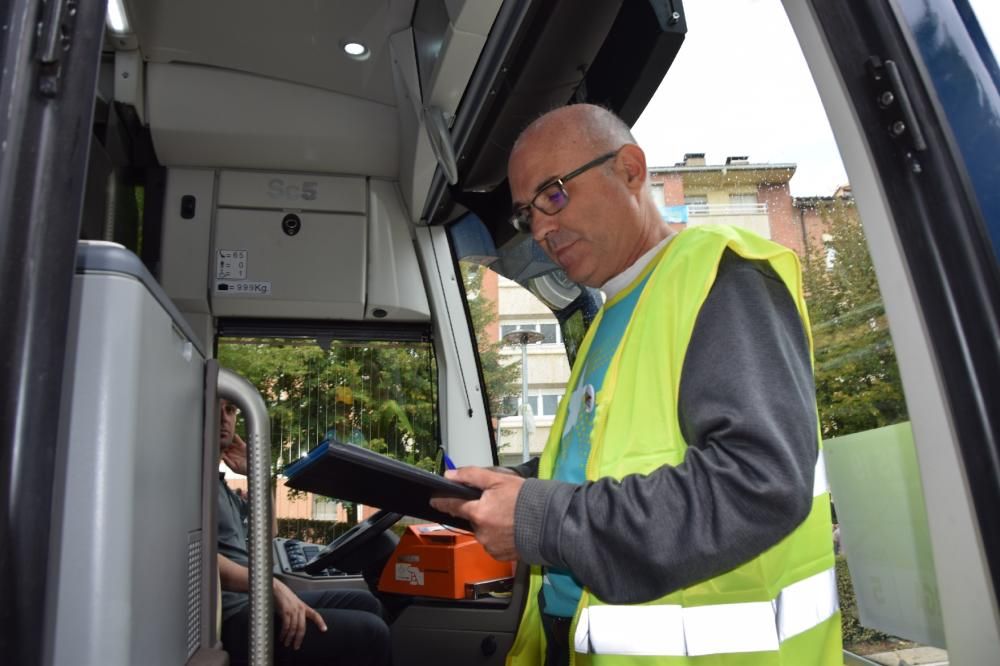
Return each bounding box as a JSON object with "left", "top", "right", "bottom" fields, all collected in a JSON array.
[
  {"left": 216, "top": 280, "right": 271, "bottom": 296},
  {"left": 216, "top": 249, "right": 247, "bottom": 279},
  {"left": 395, "top": 564, "right": 425, "bottom": 586}
]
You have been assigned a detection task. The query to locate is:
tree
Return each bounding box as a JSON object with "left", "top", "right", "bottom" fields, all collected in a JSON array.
[
  {"left": 218, "top": 338, "right": 440, "bottom": 480},
  {"left": 801, "top": 198, "right": 908, "bottom": 438},
  {"left": 460, "top": 262, "right": 521, "bottom": 420}
]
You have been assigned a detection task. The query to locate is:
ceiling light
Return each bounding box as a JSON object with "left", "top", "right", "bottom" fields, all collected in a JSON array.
[
  {"left": 106, "top": 0, "right": 131, "bottom": 34},
  {"left": 342, "top": 41, "right": 370, "bottom": 60}
]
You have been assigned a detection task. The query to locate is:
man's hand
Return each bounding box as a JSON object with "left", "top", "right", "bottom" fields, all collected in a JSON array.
[
  {"left": 430, "top": 467, "right": 524, "bottom": 561},
  {"left": 273, "top": 578, "right": 327, "bottom": 650},
  {"left": 222, "top": 433, "right": 248, "bottom": 476}
]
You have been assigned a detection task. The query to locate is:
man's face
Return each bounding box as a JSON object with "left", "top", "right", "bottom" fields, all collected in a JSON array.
[
  {"left": 219, "top": 399, "right": 237, "bottom": 450},
  {"left": 508, "top": 136, "right": 640, "bottom": 287}
]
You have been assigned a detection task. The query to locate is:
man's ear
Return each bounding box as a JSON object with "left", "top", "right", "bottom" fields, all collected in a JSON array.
[{"left": 617, "top": 144, "right": 648, "bottom": 193}]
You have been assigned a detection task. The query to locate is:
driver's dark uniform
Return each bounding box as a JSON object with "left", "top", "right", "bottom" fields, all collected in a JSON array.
[{"left": 218, "top": 475, "right": 392, "bottom": 666}]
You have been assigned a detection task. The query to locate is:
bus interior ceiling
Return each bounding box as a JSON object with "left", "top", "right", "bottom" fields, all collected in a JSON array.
[{"left": 93, "top": 0, "right": 685, "bottom": 280}]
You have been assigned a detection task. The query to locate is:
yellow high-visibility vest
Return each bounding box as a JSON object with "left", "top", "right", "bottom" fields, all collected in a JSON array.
[{"left": 507, "top": 225, "right": 841, "bottom": 665}]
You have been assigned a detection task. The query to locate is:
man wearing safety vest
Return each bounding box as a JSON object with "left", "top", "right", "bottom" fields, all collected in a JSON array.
[{"left": 431, "top": 104, "right": 841, "bottom": 665}]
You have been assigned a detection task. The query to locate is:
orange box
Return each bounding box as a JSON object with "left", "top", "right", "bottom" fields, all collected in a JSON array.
[{"left": 378, "top": 524, "right": 515, "bottom": 599}]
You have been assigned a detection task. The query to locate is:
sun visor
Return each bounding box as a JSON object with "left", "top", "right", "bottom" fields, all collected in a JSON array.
[{"left": 366, "top": 180, "right": 431, "bottom": 321}]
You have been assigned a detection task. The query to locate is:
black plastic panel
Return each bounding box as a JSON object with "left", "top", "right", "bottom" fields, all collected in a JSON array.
[
  {"left": 0, "top": 0, "right": 107, "bottom": 661},
  {"left": 439, "top": 0, "right": 686, "bottom": 238}
]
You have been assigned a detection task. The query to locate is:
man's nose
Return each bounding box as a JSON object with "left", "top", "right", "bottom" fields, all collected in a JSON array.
[{"left": 531, "top": 211, "right": 559, "bottom": 244}]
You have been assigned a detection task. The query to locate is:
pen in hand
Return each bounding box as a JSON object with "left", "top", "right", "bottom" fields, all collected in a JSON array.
[{"left": 443, "top": 454, "right": 457, "bottom": 471}]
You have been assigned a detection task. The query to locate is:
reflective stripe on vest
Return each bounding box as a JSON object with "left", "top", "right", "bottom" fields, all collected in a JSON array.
[
  {"left": 813, "top": 453, "right": 829, "bottom": 497},
  {"left": 574, "top": 456, "right": 833, "bottom": 657},
  {"left": 574, "top": 567, "right": 838, "bottom": 657}
]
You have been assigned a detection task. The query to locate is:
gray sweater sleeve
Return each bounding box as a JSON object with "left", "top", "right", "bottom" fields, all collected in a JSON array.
[{"left": 513, "top": 251, "right": 819, "bottom": 604}]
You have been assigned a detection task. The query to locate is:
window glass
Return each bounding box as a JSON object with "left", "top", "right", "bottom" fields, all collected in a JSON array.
[
  {"left": 542, "top": 394, "right": 561, "bottom": 416},
  {"left": 500, "top": 321, "right": 561, "bottom": 344},
  {"left": 460, "top": 263, "right": 522, "bottom": 427},
  {"left": 728, "top": 193, "right": 755, "bottom": 204},
  {"left": 311, "top": 495, "right": 340, "bottom": 522},
  {"left": 500, "top": 396, "right": 519, "bottom": 417},
  {"left": 455, "top": 260, "right": 571, "bottom": 466},
  {"left": 728, "top": 192, "right": 758, "bottom": 209},
  {"left": 217, "top": 335, "right": 438, "bottom": 530},
  {"left": 525, "top": 395, "right": 539, "bottom": 416},
  {"left": 651, "top": 183, "right": 666, "bottom": 207}
]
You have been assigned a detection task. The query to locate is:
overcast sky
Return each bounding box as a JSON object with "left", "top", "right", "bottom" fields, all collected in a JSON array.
[
  {"left": 970, "top": 0, "right": 1000, "bottom": 60},
  {"left": 633, "top": 0, "right": 999, "bottom": 197}
]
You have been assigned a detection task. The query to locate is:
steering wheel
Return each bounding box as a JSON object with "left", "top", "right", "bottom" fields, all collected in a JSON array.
[{"left": 303, "top": 509, "right": 403, "bottom": 574}]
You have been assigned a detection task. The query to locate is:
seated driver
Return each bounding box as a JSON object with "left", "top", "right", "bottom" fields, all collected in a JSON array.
[{"left": 217, "top": 399, "right": 391, "bottom": 666}]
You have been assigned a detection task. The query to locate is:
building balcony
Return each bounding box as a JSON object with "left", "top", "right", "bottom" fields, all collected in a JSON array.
[
  {"left": 687, "top": 202, "right": 768, "bottom": 216},
  {"left": 661, "top": 202, "right": 772, "bottom": 238}
]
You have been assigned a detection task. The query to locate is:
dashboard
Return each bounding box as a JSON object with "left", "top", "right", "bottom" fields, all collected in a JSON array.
[{"left": 273, "top": 537, "right": 349, "bottom": 577}]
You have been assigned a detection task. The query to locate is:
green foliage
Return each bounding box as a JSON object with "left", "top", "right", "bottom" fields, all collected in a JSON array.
[
  {"left": 836, "top": 555, "right": 891, "bottom": 647},
  {"left": 278, "top": 518, "right": 354, "bottom": 543},
  {"left": 561, "top": 309, "right": 587, "bottom": 368},
  {"left": 460, "top": 262, "right": 521, "bottom": 420},
  {"left": 802, "top": 199, "right": 908, "bottom": 439},
  {"left": 277, "top": 517, "right": 407, "bottom": 542},
  {"left": 218, "top": 337, "right": 440, "bottom": 488}
]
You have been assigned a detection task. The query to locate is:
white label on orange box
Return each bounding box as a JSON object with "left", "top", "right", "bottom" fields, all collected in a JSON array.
[{"left": 396, "top": 563, "right": 425, "bottom": 586}]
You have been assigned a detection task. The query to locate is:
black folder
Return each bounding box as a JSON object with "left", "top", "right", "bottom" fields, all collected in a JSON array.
[{"left": 283, "top": 439, "right": 480, "bottom": 530}]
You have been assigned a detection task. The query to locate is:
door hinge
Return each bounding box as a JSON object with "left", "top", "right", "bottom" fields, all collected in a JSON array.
[
  {"left": 867, "top": 55, "right": 927, "bottom": 174},
  {"left": 35, "top": 0, "right": 79, "bottom": 97}
]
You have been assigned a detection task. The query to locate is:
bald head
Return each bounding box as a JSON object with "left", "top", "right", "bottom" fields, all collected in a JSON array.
[{"left": 511, "top": 104, "right": 636, "bottom": 166}]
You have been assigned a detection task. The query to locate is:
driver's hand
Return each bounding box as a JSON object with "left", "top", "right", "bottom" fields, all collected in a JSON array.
[
  {"left": 273, "top": 578, "right": 327, "bottom": 649},
  {"left": 222, "top": 433, "right": 249, "bottom": 476}
]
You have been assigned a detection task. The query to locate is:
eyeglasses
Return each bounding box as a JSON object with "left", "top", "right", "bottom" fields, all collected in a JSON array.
[{"left": 509, "top": 150, "right": 620, "bottom": 234}]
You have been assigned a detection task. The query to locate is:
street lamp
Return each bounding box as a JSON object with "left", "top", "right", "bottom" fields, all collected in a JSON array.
[{"left": 502, "top": 328, "right": 545, "bottom": 462}]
